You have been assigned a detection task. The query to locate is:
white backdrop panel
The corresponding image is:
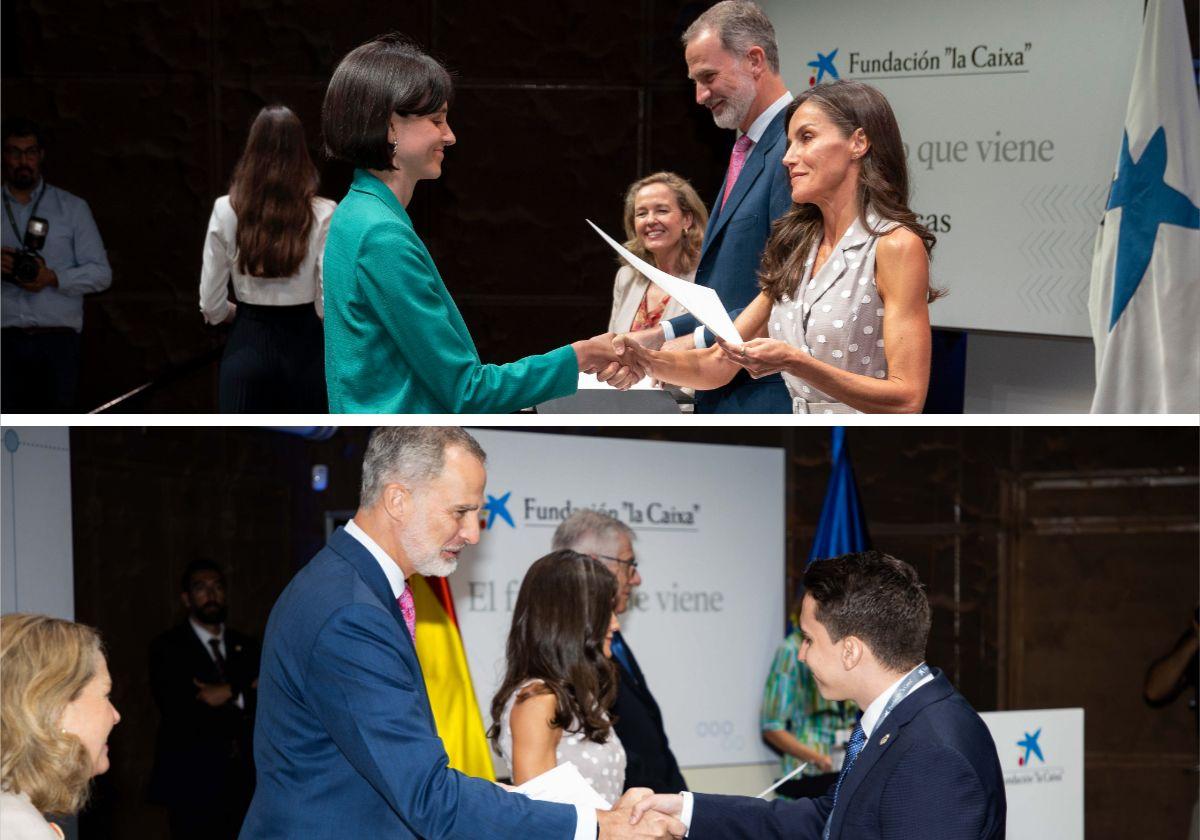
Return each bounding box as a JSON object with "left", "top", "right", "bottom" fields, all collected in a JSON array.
[
  {"left": 455, "top": 430, "right": 785, "bottom": 771},
  {"left": 764, "top": 0, "right": 1142, "bottom": 336},
  {"left": 0, "top": 427, "right": 74, "bottom": 619},
  {"left": 981, "top": 708, "right": 1085, "bottom": 839}
]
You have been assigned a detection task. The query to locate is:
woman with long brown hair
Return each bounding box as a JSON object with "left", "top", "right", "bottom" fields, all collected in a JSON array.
[
  {"left": 613, "top": 80, "right": 938, "bottom": 413},
  {"left": 198, "top": 104, "right": 334, "bottom": 412},
  {"left": 489, "top": 550, "right": 625, "bottom": 805}
]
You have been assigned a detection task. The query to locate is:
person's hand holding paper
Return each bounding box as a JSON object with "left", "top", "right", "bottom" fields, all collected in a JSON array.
[{"left": 587, "top": 220, "right": 743, "bottom": 345}]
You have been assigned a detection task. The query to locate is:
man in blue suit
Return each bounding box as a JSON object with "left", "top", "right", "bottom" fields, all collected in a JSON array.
[
  {"left": 616, "top": 1, "right": 793, "bottom": 413},
  {"left": 629, "top": 551, "right": 1006, "bottom": 839},
  {"left": 240, "top": 427, "right": 685, "bottom": 839}
]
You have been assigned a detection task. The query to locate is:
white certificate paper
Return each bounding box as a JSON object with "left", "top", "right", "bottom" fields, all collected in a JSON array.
[
  {"left": 586, "top": 220, "right": 744, "bottom": 344},
  {"left": 513, "top": 761, "right": 612, "bottom": 810}
]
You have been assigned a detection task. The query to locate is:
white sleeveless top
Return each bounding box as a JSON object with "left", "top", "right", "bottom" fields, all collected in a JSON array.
[
  {"left": 767, "top": 212, "right": 900, "bottom": 414},
  {"left": 497, "top": 679, "right": 626, "bottom": 806}
]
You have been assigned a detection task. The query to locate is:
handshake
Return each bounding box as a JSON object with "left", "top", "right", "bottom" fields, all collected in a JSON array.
[
  {"left": 571, "top": 327, "right": 666, "bottom": 391},
  {"left": 596, "top": 788, "right": 688, "bottom": 839}
]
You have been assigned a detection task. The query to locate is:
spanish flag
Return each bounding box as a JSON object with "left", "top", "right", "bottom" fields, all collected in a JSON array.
[{"left": 410, "top": 574, "right": 496, "bottom": 781}]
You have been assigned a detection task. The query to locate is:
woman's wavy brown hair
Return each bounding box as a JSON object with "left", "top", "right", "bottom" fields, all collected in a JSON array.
[
  {"left": 620, "top": 171, "right": 709, "bottom": 277},
  {"left": 488, "top": 550, "right": 619, "bottom": 750},
  {"left": 229, "top": 104, "right": 320, "bottom": 278},
  {"left": 1, "top": 613, "right": 103, "bottom": 816},
  {"left": 759, "top": 80, "right": 942, "bottom": 303}
]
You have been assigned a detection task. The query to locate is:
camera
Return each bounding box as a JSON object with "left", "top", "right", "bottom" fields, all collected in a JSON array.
[{"left": 3, "top": 216, "right": 49, "bottom": 285}]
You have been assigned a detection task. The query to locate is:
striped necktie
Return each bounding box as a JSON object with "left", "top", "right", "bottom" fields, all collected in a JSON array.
[{"left": 823, "top": 723, "right": 865, "bottom": 839}]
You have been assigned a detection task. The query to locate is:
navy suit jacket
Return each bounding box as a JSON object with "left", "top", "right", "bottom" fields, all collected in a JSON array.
[
  {"left": 610, "top": 632, "right": 687, "bottom": 793},
  {"left": 690, "top": 670, "right": 1005, "bottom": 840},
  {"left": 239, "top": 527, "right": 576, "bottom": 839},
  {"left": 666, "top": 106, "right": 794, "bottom": 414}
]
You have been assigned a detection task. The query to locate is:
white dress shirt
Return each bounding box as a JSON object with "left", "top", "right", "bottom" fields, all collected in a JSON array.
[
  {"left": 341, "top": 521, "right": 600, "bottom": 840},
  {"left": 198, "top": 195, "right": 335, "bottom": 324}
]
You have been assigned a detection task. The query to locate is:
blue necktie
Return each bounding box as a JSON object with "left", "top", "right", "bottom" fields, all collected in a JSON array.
[
  {"left": 824, "top": 724, "right": 865, "bottom": 838},
  {"left": 609, "top": 633, "right": 639, "bottom": 686}
]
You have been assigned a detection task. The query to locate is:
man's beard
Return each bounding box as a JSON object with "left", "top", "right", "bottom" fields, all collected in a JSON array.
[
  {"left": 7, "top": 166, "right": 37, "bottom": 189},
  {"left": 195, "top": 602, "right": 227, "bottom": 625},
  {"left": 400, "top": 529, "right": 459, "bottom": 578},
  {"left": 710, "top": 74, "right": 756, "bottom": 131}
]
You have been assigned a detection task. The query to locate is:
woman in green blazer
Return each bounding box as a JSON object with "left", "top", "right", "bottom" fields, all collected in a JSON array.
[{"left": 320, "top": 33, "right": 625, "bottom": 413}]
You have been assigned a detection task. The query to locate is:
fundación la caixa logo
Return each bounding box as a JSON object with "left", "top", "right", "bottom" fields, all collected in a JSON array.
[
  {"left": 1016, "top": 727, "right": 1044, "bottom": 767},
  {"left": 479, "top": 491, "right": 702, "bottom": 533},
  {"left": 807, "top": 48, "right": 839, "bottom": 86}
]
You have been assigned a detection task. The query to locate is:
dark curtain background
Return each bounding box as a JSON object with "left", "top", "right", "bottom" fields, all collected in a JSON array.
[
  {"left": 68, "top": 425, "right": 1198, "bottom": 839},
  {"left": 1, "top": 1, "right": 730, "bottom": 411}
]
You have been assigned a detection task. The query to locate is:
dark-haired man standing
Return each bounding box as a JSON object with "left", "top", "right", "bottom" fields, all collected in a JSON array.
[
  {"left": 1, "top": 117, "right": 111, "bottom": 412},
  {"left": 631, "top": 551, "right": 1006, "bottom": 839},
  {"left": 149, "top": 560, "right": 260, "bottom": 840}
]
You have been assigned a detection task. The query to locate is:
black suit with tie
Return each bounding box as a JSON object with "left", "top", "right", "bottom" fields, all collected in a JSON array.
[
  {"left": 148, "top": 621, "right": 260, "bottom": 839},
  {"left": 610, "top": 630, "right": 688, "bottom": 793}
]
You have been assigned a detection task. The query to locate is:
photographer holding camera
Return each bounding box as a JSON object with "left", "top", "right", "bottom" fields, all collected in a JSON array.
[{"left": 2, "top": 116, "right": 111, "bottom": 412}]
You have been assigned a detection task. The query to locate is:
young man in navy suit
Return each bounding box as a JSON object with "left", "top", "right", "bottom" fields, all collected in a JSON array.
[
  {"left": 607, "top": 1, "right": 793, "bottom": 413},
  {"left": 240, "top": 427, "right": 684, "bottom": 839},
  {"left": 629, "top": 551, "right": 1006, "bottom": 839}
]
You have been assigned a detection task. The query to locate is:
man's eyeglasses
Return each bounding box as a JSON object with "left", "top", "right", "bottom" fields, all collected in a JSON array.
[{"left": 594, "top": 553, "right": 638, "bottom": 572}]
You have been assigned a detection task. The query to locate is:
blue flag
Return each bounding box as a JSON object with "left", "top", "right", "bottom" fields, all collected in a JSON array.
[{"left": 807, "top": 427, "right": 871, "bottom": 566}]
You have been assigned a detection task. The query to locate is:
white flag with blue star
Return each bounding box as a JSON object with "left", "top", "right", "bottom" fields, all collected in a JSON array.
[{"left": 1088, "top": 0, "right": 1200, "bottom": 413}]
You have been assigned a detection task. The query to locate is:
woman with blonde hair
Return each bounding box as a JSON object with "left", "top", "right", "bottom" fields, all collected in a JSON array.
[
  {"left": 609, "top": 172, "right": 708, "bottom": 334},
  {"left": 0, "top": 614, "right": 121, "bottom": 838}
]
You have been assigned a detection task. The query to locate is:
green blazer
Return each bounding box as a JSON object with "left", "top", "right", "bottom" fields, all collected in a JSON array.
[{"left": 323, "top": 170, "right": 578, "bottom": 413}]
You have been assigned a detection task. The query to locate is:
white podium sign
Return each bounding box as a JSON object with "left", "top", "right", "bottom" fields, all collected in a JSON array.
[
  {"left": 980, "top": 707, "right": 1085, "bottom": 839},
  {"left": 455, "top": 429, "right": 785, "bottom": 772}
]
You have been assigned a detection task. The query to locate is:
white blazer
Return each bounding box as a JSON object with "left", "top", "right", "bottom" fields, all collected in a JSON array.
[{"left": 608, "top": 264, "right": 695, "bottom": 334}]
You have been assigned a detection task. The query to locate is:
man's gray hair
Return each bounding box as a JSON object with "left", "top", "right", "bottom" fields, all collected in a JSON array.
[
  {"left": 551, "top": 508, "right": 635, "bottom": 556},
  {"left": 682, "top": 0, "right": 780, "bottom": 74},
  {"left": 359, "top": 427, "right": 486, "bottom": 507}
]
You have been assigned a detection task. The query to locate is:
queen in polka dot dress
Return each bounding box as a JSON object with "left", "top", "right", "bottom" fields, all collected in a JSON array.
[
  {"left": 614, "top": 80, "right": 940, "bottom": 413},
  {"left": 489, "top": 550, "right": 626, "bottom": 806}
]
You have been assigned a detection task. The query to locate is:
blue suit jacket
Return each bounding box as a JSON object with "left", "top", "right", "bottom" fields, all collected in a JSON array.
[
  {"left": 239, "top": 527, "right": 576, "bottom": 839},
  {"left": 666, "top": 107, "right": 794, "bottom": 414},
  {"left": 690, "top": 670, "right": 1005, "bottom": 840}
]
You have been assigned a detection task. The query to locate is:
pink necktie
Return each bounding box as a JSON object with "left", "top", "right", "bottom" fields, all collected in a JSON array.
[
  {"left": 397, "top": 588, "right": 416, "bottom": 642},
  {"left": 721, "top": 134, "right": 754, "bottom": 210}
]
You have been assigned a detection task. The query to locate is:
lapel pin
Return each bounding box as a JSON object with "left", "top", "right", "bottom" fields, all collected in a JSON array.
[{"left": 879, "top": 733, "right": 891, "bottom": 746}]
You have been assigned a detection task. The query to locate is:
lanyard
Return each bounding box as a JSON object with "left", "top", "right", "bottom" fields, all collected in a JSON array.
[
  {"left": 3, "top": 183, "right": 45, "bottom": 245},
  {"left": 873, "top": 662, "right": 931, "bottom": 733}
]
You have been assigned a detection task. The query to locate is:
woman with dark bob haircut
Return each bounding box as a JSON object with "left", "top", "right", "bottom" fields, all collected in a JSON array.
[
  {"left": 489, "top": 550, "right": 626, "bottom": 805},
  {"left": 321, "top": 33, "right": 622, "bottom": 413},
  {"left": 614, "top": 80, "right": 940, "bottom": 414}
]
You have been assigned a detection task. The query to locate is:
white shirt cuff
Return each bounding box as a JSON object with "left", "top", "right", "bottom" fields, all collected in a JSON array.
[
  {"left": 574, "top": 804, "right": 597, "bottom": 840},
  {"left": 680, "top": 791, "right": 695, "bottom": 836},
  {"left": 660, "top": 320, "right": 676, "bottom": 342},
  {"left": 692, "top": 326, "right": 708, "bottom": 350}
]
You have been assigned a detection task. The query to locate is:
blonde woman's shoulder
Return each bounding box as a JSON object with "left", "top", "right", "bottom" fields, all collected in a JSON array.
[{"left": 0, "top": 790, "right": 60, "bottom": 840}]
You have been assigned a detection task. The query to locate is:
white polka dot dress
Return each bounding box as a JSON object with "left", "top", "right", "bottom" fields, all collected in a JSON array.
[
  {"left": 768, "top": 211, "right": 899, "bottom": 413},
  {"left": 497, "top": 679, "right": 626, "bottom": 806}
]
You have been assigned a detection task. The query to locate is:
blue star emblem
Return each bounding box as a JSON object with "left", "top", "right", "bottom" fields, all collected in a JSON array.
[
  {"left": 483, "top": 492, "right": 514, "bottom": 529},
  {"left": 1017, "top": 728, "right": 1044, "bottom": 765},
  {"left": 808, "top": 49, "right": 839, "bottom": 83},
  {"left": 1104, "top": 126, "right": 1200, "bottom": 330}
]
